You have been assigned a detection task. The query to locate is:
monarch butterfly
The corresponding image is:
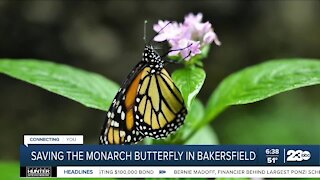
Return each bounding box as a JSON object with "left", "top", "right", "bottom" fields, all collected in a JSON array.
[{"left": 99, "top": 35, "right": 188, "bottom": 145}]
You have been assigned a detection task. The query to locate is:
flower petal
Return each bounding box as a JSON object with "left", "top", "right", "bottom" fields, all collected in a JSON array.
[
  {"left": 153, "top": 20, "right": 170, "bottom": 32},
  {"left": 184, "top": 13, "right": 203, "bottom": 25},
  {"left": 153, "top": 13, "right": 221, "bottom": 61},
  {"left": 154, "top": 33, "right": 167, "bottom": 42}
]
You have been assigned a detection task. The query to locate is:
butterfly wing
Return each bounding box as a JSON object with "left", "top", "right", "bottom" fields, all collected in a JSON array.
[
  {"left": 100, "top": 45, "right": 188, "bottom": 144},
  {"left": 134, "top": 67, "right": 187, "bottom": 139},
  {"left": 100, "top": 62, "right": 146, "bottom": 144}
]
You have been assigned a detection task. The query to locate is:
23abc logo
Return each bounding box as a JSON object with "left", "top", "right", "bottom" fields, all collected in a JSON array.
[{"left": 286, "top": 150, "right": 311, "bottom": 162}]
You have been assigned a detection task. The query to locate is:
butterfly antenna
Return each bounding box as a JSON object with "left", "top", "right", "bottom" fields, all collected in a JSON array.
[
  {"left": 147, "top": 21, "right": 171, "bottom": 45},
  {"left": 161, "top": 43, "right": 193, "bottom": 59},
  {"left": 163, "top": 43, "right": 193, "bottom": 64},
  {"left": 143, "top": 20, "right": 147, "bottom": 43}
]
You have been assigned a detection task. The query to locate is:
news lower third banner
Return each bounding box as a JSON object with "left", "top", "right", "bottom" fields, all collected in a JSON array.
[{"left": 20, "top": 135, "right": 320, "bottom": 178}]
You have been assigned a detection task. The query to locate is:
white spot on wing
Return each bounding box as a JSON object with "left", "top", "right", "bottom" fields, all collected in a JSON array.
[
  {"left": 121, "top": 111, "right": 125, "bottom": 120},
  {"left": 120, "top": 131, "right": 126, "bottom": 137},
  {"left": 113, "top": 121, "right": 119, "bottom": 127},
  {"left": 117, "top": 106, "right": 122, "bottom": 113}
]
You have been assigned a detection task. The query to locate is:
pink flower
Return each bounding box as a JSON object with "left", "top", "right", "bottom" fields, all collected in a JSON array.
[
  {"left": 204, "top": 31, "right": 221, "bottom": 46},
  {"left": 153, "top": 20, "right": 182, "bottom": 42},
  {"left": 153, "top": 13, "right": 220, "bottom": 61},
  {"left": 169, "top": 39, "right": 201, "bottom": 60}
]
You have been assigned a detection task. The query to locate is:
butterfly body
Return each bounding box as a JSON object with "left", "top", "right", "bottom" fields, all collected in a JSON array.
[{"left": 100, "top": 45, "right": 187, "bottom": 144}]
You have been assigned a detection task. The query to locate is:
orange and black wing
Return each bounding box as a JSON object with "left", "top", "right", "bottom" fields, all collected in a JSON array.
[
  {"left": 100, "top": 45, "right": 188, "bottom": 144},
  {"left": 99, "top": 62, "right": 146, "bottom": 144},
  {"left": 134, "top": 67, "right": 187, "bottom": 139}
]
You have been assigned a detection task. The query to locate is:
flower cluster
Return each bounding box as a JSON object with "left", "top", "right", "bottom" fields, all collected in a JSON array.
[{"left": 153, "top": 13, "right": 221, "bottom": 60}]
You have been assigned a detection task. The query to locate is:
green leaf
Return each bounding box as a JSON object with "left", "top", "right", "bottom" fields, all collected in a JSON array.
[
  {"left": 172, "top": 66, "right": 206, "bottom": 109},
  {"left": 0, "top": 162, "right": 18, "bottom": 179},
  {"left": 185, "top": 98, "right": 205, "bottom": 125},
  {"left": 0, "top": 59, "right": 119, "bottom": 111},
  {"left": 198, "top": 59, "right": 320, "bottom": 131},
  {"left": 184, "top": 125, "right": 219, "bottom": 145}
]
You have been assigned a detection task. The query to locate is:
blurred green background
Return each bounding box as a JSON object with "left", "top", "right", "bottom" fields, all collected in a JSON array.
[{"left": 0, "top": 0, "right": 319, "bottom": 164}]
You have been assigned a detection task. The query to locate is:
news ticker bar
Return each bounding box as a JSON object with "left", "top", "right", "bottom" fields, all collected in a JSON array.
[
  {"left": 20, "top": 145, "right": 320, "bottom": 166},
  {"left": 21, "top": 166, "right": 320, "bottom": 178}
]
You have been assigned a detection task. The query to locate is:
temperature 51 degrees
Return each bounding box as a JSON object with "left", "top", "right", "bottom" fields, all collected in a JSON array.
[{"left": 267, "top": 156, "right": 278, "bottom": 164}]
